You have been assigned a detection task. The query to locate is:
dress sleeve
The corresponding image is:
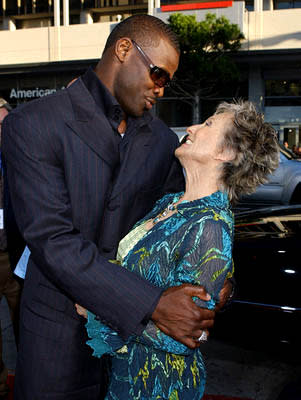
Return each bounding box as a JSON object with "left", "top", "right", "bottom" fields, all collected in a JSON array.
[
  {"left": 85, "top": 312, "right": 191, "bottom": 357},
  {"left": 174, "top": 216, "right": 234, "bottom": 308},
  {"left": 131, "top": 216, "right": 234, "bottom": 353}
]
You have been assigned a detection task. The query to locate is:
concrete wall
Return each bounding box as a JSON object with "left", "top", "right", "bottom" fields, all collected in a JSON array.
[
  {"left": 0, "top": 21, "right": 116, "bottom": 65},
  {"left": 2, "top": 5, "right": 301, "bottom": 66},
  {"left": 243, "top": 9, "right": 301, "bottom": 50}
]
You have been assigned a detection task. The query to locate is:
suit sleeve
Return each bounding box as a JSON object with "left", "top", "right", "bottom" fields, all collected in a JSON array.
[{"left": 2, "top": 112, "right": 163, "bottom": 340}]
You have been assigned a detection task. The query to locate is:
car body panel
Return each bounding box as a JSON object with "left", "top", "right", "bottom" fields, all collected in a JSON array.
[
  {"left": 239, "top": 147, "right": 301, "bottom": 206},
  {"left": 213, "top": 205, "right": 301, "bottom": 349}
]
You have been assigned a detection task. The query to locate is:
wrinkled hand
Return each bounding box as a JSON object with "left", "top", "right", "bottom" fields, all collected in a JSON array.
[
  {"left": 215, "top": 279, "right": 233, "bottom": 312},
  {"left": 75, "top": 303, "right": 88, "bottom": 318},
  {"left": 151, "top": 284, "right": 215, "bottom": 349}
]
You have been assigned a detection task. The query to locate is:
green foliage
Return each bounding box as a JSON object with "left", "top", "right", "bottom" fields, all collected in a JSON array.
[{"left": 167, "top": 13, "right": 245, "bottom": 98}]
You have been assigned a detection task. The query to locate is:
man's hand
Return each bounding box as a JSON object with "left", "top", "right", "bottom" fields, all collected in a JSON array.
[
  {"left": 215, "top": 279, "right": 234, "bottom": 312},
  {"left": 151, "top": 284, "right": 215, "bottom": 349}
]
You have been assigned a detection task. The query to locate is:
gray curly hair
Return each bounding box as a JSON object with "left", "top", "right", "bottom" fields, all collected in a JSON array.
[{"left": 215, "top": 100, "right": 279, "bottom": 204}]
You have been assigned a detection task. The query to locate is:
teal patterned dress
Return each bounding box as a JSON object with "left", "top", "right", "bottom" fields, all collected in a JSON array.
[{"left": 86, "top": 191, "right": 234, "bottom": 400}]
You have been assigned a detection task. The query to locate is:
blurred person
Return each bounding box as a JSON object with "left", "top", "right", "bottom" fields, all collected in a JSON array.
[
  {"left": 2, "top": 15, "right": 232, "bottom": 400},
  {"left": 283, "top": 141, "right": 289, "bottom": 148},
  {"left": 75, "top": 100, "right": 279, "bottom": 399},
  {"left": 0, "top": 98, "right": 23, "bottom": 400}
]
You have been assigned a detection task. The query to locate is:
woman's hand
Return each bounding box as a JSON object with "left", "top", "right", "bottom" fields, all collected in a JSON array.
[
  {"left": 75, "top": 303, "right": 88, "bottom": 318},
  {"left": 215, "top": 278, "right": 235, "bottom": 312}
]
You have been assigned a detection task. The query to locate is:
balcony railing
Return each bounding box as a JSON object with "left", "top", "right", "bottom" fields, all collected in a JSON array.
[{"left": 0, "top": 0, "right": 147, "bottom": 17}]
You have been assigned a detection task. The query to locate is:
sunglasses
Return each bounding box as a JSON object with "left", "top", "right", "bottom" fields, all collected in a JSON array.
[{"left": 131, "top": 39, "right": 171, "bottom": 88}]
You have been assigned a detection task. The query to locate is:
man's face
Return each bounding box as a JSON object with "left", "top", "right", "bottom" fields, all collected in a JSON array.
[
  {"left": 0, "top": 107, "right": 9, "bottom": 136},
  {"left": 114, "top": 38, "right": 179, "bottom": 117}
]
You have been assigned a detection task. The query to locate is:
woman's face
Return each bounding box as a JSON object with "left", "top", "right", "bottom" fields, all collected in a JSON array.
[{"left": 176, "top": 112, "right": 234, "bottom": 166}]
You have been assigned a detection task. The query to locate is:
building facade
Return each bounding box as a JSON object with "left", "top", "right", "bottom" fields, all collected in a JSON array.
[
  {"left": 154, "top": 0, "right": 301, "bottom": 144},
  {"left": 1, "top": 0, "right": 301, "bottom": 144}
]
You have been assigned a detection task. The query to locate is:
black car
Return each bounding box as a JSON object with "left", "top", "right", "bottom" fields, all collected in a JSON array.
[{"left": 213, "top": 205, "right": 301, "bottom": 351}]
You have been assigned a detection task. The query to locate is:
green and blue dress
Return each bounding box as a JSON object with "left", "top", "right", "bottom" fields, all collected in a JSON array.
[{"left": 86, "top": 190, "right": 234, "bottom": 400}]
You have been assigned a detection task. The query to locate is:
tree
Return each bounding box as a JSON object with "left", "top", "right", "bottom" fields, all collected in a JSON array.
[{"left": 167, "top": 13, "right": 245, "bottom": 123}]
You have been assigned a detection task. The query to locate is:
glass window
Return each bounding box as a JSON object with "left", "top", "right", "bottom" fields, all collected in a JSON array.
[
  {"left": 265, "top": 80, "right": 301, "bottom": 106},
  {"left": 273, "top": 0, "right": 301, "bottom": 8},
  {"left": 235, "top": 214, "right": 301, "bottom": 238},
  {"left": 35, "top": 0, "right": 52, "bottom": 13},
  {"left": 245, "top": 0, "right": 254, "bottom": 11},
  {"left": 4, "top": 0, "right": 20, "bottom": 15},
  {"left": 265, "top": 80, "right": 301, "bottom": 97},
  {"left": 0, "top": 76, "right": 18, "bottom": 108},
  {"left": 155, "top": 98, "right": 193, "bottom": 127},
  {"left": 0, "top": 68, "right": 89, "bottom": 108}
]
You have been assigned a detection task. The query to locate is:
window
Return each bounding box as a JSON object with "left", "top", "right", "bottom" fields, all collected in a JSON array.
[
  {"left": 245, "top": 0, "right": 254, "bottom": 11},
  {"left": 273, "top": 0, "right": 301, "bottom": 8},
  {"left": 265, "top": 80, "right": 301, "bottom": 106},
  {"left": 155, "top": 98, "right": 193, "bottom": 127}
]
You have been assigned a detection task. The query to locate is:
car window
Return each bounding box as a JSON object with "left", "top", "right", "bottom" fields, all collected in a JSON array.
[
  {"left": 279, "top": 152, "right": 286, "bottom": 163},
  {"left": 279, "top": 146, "right": 298, "bottom": 161},
  {"left": 235, "top": 211, "right": 301, "bottom": 239}
]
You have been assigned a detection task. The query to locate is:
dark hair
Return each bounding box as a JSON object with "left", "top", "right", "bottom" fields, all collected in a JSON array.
[
  {"left": 215, "top": 100, "right": 279, "bottom": 204},
  {"left": 103, "top": 14, "right": 180, "bottom": 54},
  {"left": 0, "top": 98, "right": 12, "bottom": 112}
]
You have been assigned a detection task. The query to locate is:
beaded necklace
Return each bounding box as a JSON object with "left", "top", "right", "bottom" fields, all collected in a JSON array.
[{"left": 152, "top": 196, "right": 182, "bottom": 226}]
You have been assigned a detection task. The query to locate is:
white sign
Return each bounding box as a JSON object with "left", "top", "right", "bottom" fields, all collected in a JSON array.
[
  {"left": 10, "top": 86, "right": 66, "bottom": 99},
  {"left": 0, "top": 209, "right": 3, "bottom": 229}
]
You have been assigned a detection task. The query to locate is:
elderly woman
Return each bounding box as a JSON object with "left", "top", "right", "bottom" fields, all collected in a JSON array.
[{"left": 79, "top": 100, "right": 279, "bottom": 400}]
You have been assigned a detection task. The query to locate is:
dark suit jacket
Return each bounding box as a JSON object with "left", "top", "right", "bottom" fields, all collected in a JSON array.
[{"left": 2, "top": 75, "right": 185, "bottom": 398}]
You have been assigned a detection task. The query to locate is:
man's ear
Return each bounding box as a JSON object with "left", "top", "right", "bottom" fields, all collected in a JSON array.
[{"left": 115, "top": 37, "right": 132, "bottom": 62}]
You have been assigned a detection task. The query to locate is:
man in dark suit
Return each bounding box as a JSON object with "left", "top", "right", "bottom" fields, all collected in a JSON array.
[{"left": 2, "top": 15, "right": 230, "bottom": 400}]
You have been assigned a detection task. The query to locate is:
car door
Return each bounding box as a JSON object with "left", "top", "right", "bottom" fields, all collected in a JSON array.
[{"left": 251, "top": 152, "right": 285, "bottom": 203}]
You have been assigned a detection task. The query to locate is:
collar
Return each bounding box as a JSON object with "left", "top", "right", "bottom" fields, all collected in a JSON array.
[
  {"left": 163, "top": 191, "right": 231, "bottom": 213},
  {"left": 81, "top": 67, "right": 153, "bottom": 135},
  {"left": 82, "top": 67, "right": 123, "bottom": 132}
]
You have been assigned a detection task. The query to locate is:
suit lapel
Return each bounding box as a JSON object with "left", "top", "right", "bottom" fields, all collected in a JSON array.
[
  {"left": 65, "top": 78, "right": 119, "bottom": 167},
  {"left": 110, "top": 124, "right": 154, "bottom": 200}
]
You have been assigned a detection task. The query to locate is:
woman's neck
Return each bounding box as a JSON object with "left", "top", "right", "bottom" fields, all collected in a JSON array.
[{"left": 180, "top": 163, "right": 220, "bottom": 203}]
